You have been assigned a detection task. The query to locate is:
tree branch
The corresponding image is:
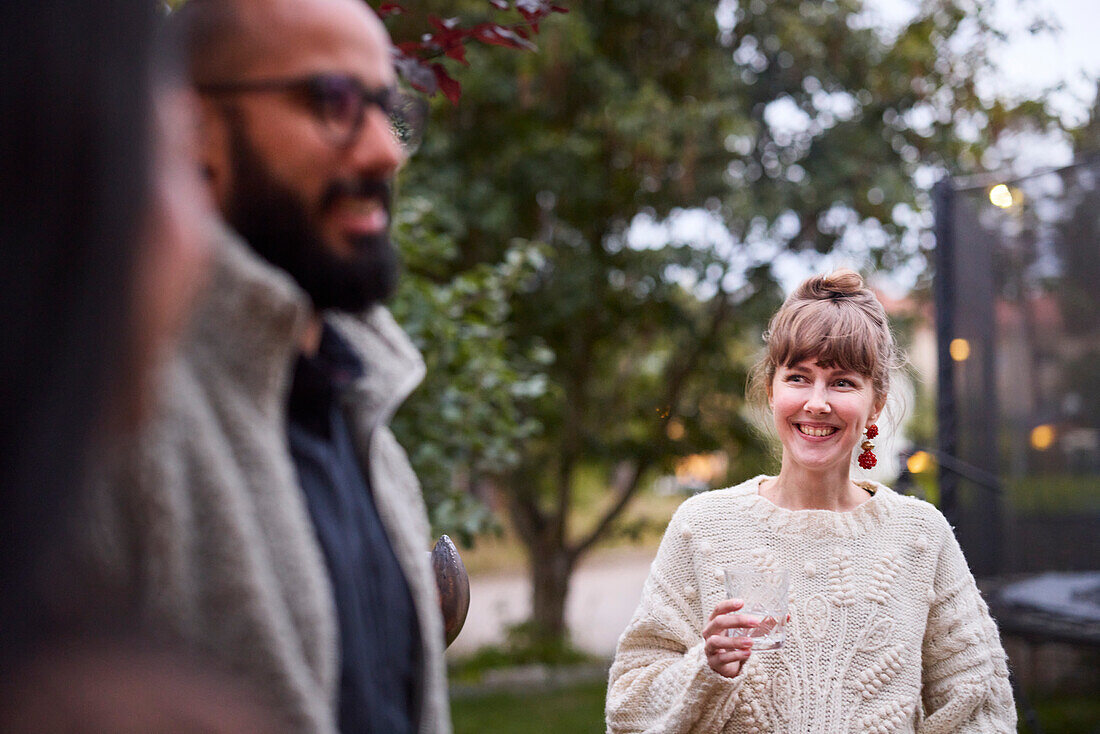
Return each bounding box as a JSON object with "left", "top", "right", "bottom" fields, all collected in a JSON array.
[
  {"left": 570, "top": 456, "right": 651, "bottom": 560},
  {"left": 662, "top": 284, "right": 734, "bottom": 408},
  {"left": 570, "top": 279, "right": 737, "bottom": 560}
]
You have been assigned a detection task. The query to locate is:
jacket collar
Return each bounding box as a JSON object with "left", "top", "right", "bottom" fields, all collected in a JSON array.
[
  {"left": 186, "top": 223, "right": 424, "bottom": 424},
  {"left": 328, "top": 307, "right": 425, "bottom": 428}
]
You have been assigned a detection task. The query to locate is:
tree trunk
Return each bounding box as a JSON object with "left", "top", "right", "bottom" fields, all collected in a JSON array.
[{"left": 529, "top": 541, "right": 573, "bottom": 641}]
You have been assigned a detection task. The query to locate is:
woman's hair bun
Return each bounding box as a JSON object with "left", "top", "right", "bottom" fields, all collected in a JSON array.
[{"left": 797, "top": 268, "right": 865, "bottom": 300}]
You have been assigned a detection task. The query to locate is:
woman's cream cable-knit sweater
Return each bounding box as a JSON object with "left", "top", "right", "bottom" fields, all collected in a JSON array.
[{"left": 606, "top": 476, "right": 1016, "bottom": 733}]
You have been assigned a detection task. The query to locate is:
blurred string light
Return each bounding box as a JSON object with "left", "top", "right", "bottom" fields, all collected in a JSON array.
[
  {"left": 989, "top": 183, "right": 1014, "bottom": 208},
  {"left": 907, "top": 450, "right": 933, "bottom": 474},
  {"left": 949, "top": 338, "right": 971, "bottom": 362},
  {"left": 674, "top": 452, "right": 729, "bottom": 486},
  {"left": 1030, "top": 424, "right": 1055, "bottom": 451},
  {"left": 666, "top": 419, "right": 685, "bottom": 440}
]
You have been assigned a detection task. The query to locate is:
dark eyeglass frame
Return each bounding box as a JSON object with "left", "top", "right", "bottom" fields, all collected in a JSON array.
[{"left": 195, "top": 73, "right": 425, "bottom": 152}]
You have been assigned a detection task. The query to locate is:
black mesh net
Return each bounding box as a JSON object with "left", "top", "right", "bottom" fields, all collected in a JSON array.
[{"left": 941, "top": 158, "right": 1100, "bottom": 577}]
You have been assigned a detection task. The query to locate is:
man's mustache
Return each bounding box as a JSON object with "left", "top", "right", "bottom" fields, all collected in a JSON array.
[{"left": 319, "top": 178, "right": 392, "bottom": 213}]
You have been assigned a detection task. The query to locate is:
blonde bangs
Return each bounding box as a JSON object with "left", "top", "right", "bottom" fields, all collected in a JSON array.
[{"left": 769, "top": 300, "right": 881, "bottom": 378}]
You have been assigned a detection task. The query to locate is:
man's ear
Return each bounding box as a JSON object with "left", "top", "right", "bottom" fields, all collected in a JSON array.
[{"left": 194, "top": 95, "right": 233, "bottom": 207}]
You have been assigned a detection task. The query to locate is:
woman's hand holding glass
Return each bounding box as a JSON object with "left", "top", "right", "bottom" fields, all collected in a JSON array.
[{"left": 702, "top": 598, "right": 757, "bottom": 678}]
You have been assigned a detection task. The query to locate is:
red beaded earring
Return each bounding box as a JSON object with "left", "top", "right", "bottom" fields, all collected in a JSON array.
[{"left": 858, "top": 423, "right": 878, "bottom": 469}]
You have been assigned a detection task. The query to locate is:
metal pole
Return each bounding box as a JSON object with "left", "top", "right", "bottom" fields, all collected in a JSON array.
[{"left": 933, "top": 177, "right": 958, "bottom": 525}]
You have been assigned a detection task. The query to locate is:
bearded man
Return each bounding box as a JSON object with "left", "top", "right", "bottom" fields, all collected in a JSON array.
[{"left": 86, "top": 0, "right": 449, "bottom": 731}]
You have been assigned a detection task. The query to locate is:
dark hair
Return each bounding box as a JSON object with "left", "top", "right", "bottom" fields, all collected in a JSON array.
[
  {"left": 749, "top": 269, "right": 902, "bottom": 411},
  {"left": 0, "top": 0, "right": 157, "bottom": 661}
]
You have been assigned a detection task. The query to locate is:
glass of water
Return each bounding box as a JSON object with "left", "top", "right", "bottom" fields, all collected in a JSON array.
[{"left": 723, "top": 567, "right": 789, "bottom": 651}]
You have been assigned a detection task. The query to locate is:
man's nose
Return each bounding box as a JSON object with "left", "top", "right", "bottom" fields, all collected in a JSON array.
[{"left": 346, "top": 107, "right": 404, "bottom": 177}]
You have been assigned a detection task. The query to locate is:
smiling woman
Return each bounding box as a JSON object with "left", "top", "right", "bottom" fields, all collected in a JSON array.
[
  {"left": 607, "top": 270, "right": 1018, "bottom": 733},
  {"left": 768, "top": 358, "right": 879, "bottom": 491},
  {"left": 749, "top": 268, "right": 898, "bottom": 510}
]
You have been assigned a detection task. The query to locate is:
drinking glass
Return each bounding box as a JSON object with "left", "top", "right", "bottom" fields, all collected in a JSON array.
[{"left": 723, "top": 567, "right": 789, "bottom": 651}]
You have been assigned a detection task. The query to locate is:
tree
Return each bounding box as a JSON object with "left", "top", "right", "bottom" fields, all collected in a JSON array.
[
  {"left": 389, "top": 0, "right": 1057, "bottom": 644},
  {"left": 369, "top": 2, "right": 568, "bottom": 544},
  {"left": 387, "top": 198, "right": 551, "bottom": 544}
]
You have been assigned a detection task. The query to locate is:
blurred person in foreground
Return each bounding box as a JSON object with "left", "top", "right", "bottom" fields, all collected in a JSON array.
[
  {"left": 606, "top": 270, "right": 1016, "bottom": 733},
  {"left": 85, "top": 0, "right": 450, "bottom": 732},
  {"left": 0, "top": 0, "right": 208, "bottom": 659},
  {"left": 0, "top": 0, "right": 151, "bottom": 653},
  {"left": 0, "top": 1, "right": 277, "bottom": 731}
]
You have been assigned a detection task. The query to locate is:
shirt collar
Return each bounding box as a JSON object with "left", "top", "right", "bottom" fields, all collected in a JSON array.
[{"left": 288, "top": 323, "right": 366, "bottom": 437}]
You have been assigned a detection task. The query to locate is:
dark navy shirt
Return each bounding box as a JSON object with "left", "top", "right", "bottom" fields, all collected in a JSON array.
[{"left": 286, "top": 325, "right": 420, "bottom": 734}]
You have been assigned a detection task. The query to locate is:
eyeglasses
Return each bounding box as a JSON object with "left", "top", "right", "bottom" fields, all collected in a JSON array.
[{"left": 196, "top": 73, "right": 426, "bottom": 153}]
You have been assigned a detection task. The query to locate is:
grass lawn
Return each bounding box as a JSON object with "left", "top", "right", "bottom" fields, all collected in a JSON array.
[
  {"left": 451, "top": 680, "right": 1100, "bottom": 733},
  {"left": 451, "top": 680, "right": 606, "bottom": 734}
]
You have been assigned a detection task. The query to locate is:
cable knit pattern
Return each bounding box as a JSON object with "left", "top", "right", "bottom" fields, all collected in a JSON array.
[{"left": 606, "top": 476, "right": 1016, "bottom": 733}]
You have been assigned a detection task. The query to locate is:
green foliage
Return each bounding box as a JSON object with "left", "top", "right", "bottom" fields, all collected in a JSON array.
[
  {"left": 1004, "top": 475, "right": 1100, "bottom": 513},
  {"left": 389, "top": 195, "right": 552, "bottom": 544},
  {"left": 1071, "top": 84, "right": 1100, "bottom": 154},
  {"left": 910, "top": 470, "right": 941, "bottom": 507},
  {"left": 899, "top": 473, "right": 1100, "bottom": 513}
]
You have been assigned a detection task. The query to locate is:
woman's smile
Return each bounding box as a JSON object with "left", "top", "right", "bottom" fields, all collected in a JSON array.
[{"left": 794, "top": 423, "right": 839, "bottom": 438}]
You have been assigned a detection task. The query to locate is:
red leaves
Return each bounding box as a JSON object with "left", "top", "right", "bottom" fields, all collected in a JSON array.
[
  {"left": 471, "top": 23, "right": 536, "bottom": 51},
  {"left": 515, "top": 0, "right": 568, "bottom": 32},
  {"left": 431, "top": 64, "right": 462, "bottom": 105},
  {"left": 445, "top": 45, "right": 468, "bottom": 64},
  {"left": 373, "top": 1, "right": 568, "bottom": 103},
  {"left": 427, "top": 15, "right": 471, "bottom": 65}
]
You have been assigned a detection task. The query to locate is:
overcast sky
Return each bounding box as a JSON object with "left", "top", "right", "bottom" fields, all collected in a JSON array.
[
  {"left": 992, "top": 0, "right": 1100, "bottom": 124},
  {"left": 873, "top": 0, "right": 1100, "bottom": 125}
]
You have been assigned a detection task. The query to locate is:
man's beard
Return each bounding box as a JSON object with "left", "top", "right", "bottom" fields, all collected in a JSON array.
[{"left": 221, "top": 118, "right": 399, "bottom": 312}]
